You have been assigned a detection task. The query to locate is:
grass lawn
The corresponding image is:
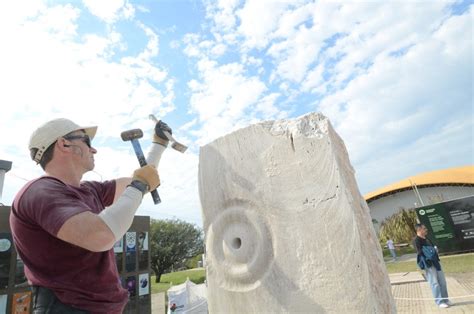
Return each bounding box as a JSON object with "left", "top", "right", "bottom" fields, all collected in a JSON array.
[
  {"left": 151, "top": 268, "right": 206, "bottom": 294},
  {"left": 150, "top": 254, "right": 473, "bottom": 293},
  {"left": 385, "top": 252, "right": 474, "bottom": 274}
]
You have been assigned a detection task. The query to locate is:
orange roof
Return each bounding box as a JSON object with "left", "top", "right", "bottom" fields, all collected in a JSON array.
[{"left": 364, "top": 165, "right": 474, "bottom": 201}]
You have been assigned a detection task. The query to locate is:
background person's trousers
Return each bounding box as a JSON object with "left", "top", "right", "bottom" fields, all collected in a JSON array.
[
  {"left": 425, "top": 266, "right": 449, "bottom": 305},
  {"left": 32, "top": 286, "right": 89, "bottom": 314}
]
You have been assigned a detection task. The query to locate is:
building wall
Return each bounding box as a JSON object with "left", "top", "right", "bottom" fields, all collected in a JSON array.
[{"left": 368, "top": 186, "right": 474, "bottom": 226}]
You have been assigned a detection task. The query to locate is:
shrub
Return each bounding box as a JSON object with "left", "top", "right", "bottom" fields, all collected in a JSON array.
[{"left": 379, "top": 208, "right": 418, "bottom": 245}]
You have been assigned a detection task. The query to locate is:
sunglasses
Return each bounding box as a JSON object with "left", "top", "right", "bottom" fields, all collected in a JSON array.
[{"left": 63, "top": 135, "right": 92, "bottom": 148}]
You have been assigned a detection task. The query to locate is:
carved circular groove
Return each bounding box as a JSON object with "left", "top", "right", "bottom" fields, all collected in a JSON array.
[
  {"left": 232, "top": 237, "right": 242, "bottom": 250},
  {"left": 206, "top": 205, "right": 274, "bottom": 291}
]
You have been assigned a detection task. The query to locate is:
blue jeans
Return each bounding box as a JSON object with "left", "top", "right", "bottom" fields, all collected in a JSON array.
[
  {"left": 425, "top": 266, "right": 449, "bottom": 305},
  {"left": 389, "top": 249, "right": 397, "bottom": 259}
]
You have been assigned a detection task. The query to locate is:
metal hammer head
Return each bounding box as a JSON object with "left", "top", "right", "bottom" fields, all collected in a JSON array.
[{"left": 121, "top": 129, "right": 143, "bottom": 141}]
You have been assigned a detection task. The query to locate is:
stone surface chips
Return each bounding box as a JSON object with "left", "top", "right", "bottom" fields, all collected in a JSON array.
[{"left": 199, "top": 112, "right": 396, "bottom": 313}]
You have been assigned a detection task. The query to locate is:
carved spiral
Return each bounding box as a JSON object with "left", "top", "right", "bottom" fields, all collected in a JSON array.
[{"left": 206, "top": 205, "right": 274, "bottom": 291}]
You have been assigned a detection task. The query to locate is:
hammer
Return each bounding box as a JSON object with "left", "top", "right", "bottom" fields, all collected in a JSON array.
[{"left": 121, "top": 129, "right": 161, "bottom": 204}]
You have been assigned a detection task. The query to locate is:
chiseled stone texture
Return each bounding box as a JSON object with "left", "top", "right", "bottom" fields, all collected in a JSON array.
[{"left": 199, "top": 112, "right": 395, "bottom": 313}]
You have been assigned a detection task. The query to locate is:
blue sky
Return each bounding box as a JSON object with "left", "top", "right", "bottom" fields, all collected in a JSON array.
[{"left": 0, "top": 0, "right": 472, "bottom": 226}]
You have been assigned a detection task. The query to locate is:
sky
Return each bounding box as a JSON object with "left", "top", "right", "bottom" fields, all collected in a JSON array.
[{"left": 0, "top": 0, "right": 472, "bottom": 227}]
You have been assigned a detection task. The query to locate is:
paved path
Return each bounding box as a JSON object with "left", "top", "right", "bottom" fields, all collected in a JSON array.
[
  {"left": 391, "top": 272, "right": 474, "bottom": 313},
  {"left": 152, "top": 275, "right": 474, "bottom": 313},
  {"left": 152, "top": 292, "right": 165, "bottom": 314},
  {"left": 151, "top": 254, "right": 474, "bottom": 313}
]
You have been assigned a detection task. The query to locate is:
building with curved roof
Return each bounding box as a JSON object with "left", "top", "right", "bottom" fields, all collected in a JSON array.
[{"left": 364, "top": 165, "right": 474, "bottom": 226}]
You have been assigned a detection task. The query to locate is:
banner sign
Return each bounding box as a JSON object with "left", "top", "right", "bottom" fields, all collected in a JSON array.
[{"left": 416, "top": 195, "right": 474, "bottom": 253}]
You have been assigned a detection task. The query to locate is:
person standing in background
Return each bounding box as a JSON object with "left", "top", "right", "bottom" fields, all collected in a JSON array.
[
  {"left": 386, "top": 238, "right": 397, "bottom": 261},
  {"left": 413, "top": 224, "right": 452, "bottom": 308}
]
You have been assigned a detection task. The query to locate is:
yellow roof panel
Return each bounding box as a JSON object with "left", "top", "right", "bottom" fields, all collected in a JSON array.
[{"left": 364, "top": 165, "right": 474, "bottom": 201}]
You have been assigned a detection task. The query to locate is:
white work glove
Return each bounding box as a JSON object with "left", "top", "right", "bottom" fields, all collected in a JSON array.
[
  {"left": 146, "top": 120, "right": 171, "bottom": 167},
  {"left": 153, "top": 120, "right": 172, "bottom": 147}
]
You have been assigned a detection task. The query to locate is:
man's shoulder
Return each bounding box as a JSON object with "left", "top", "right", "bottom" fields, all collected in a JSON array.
[
  {"left": 27, "top": 176, "right": 65, "bottom": 189},
  {"left": 413, "top": 236, "right": 432, "bottom": 246},
  {"left": 80, "top": 179, "right": 115, "bottom": 192},
  {"left": 14, "top": 176, "right": 64, "bottom": 202}
]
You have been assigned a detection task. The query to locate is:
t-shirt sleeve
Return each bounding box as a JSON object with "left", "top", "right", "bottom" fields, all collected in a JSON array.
[
  {"left": 82, "top": 180, "right": 116, "bottom": 208},
  {"left": 17, "top": 178, "right": 92, "bottom": 236}
]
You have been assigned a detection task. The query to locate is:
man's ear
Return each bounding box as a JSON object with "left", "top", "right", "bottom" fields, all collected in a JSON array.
[{"left": 57, "top": 138, "right": 71, "bottom": 151}]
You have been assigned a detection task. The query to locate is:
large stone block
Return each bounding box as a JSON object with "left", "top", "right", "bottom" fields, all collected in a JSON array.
[{"left": 198, "top": 112, "right": 395, "bottom": 313}]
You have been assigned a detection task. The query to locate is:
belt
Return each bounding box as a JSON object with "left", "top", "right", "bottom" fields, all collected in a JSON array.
[{"left": 31, "top": 286, "right": 90, "bottom": 314}]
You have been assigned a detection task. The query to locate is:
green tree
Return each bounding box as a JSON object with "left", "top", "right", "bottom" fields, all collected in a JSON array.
[
  {"left": 379, "top": 208, "right": 418, "bottom": 244},
  {"left": 185, "top": 253, "right": 203, "bottom": 269},
  {"left": 150, "top": 219, "right": 204, "bottom": 283}
]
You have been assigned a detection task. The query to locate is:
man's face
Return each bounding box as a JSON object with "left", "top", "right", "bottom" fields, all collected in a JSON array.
[
  {"left": 419, "top": 225, "right": 428, "bottom": 237},
  {"left": 64, "top": 131, "right": 97, "bottom": 171}
]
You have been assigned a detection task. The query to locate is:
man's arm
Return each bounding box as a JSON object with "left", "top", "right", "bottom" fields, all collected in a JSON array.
[
  {"left": 57, "top": 121, "right": 170, "bottom": 252},
  {"left": 56, "top": 177, "right": 134, "bottom": 252},
  {"left": 57, "top": 212, "right": 116, "bottom": 252},
  {"left": 57, "top": 166, "right": 160, "bottom": 252},
  {"left": 114, "top": 177, "right": 133, "bottom": 203}
]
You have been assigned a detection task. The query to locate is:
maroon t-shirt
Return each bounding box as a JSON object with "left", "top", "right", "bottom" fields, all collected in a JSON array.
[{"left": 10, "top": 176, "right": 128, "bottom": 313}]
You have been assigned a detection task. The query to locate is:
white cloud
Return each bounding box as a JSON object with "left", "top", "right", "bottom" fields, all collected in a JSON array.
[
  {"left": 205, "top": 0, "right": 240, "bottom": 32},
  {"left": 183, "top": 33, "right": 229, "bottom": 59},
  {"left": 0, "top": 2, "right": 175, "bottom": 201},
  {"left": 183, "top": 33, "right": 204, "bottom": 58},
  {"left": 82, "top": 0, "right": 134, "bottom": 23},
  {"left": 193, "top": 0, "right": 472, "bottom": 196},
  {"left": 236, "top": 0, "right": 292, "bottom": 49},
  {"left": 255, "top": 93, "right": 284, "bottom": 119},
  {"left": 356, "top": 115, "right": 473, "bottom": 194},
  {"left": 0, "top": 2, "right": 174, "bottom": 137},
  {"left": 145, "top": 151, "right": 201, "bottom": 224},
  {"left": 187, "top": 58, "right": 269, "bottom": 144},
  {"left": 0, "top": 0, "right": 46, "bottom": 28},
  {"left": 1, "top": 0, "right": 472, "bottom": 228},
  {"left": 136, "top": 22, "right": 160, "bottom": 60},
  {"left": 317, "top": 6, "right": 473, "bottom": 185}
]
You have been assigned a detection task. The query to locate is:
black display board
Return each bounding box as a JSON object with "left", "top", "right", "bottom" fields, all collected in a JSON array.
[
  {"left": 0, "top": 206, "right": 32, "bottom": 314},
  {"left": 0, "top": 206, "right": 151, "bottom": 313},
  {"left": 416, "top": 195, "right": 474, "bottom": 254},
  {"left": 117, "top": 216, "right": 152, "bottom": 314}
]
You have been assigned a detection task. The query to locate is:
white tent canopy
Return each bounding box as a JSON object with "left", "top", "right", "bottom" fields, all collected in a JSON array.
[{"left": 167, "top": 279, "right": 207, "bottom": 314}]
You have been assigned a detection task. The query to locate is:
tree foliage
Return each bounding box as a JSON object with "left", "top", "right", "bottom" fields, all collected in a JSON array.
[
  {"left": 150, "top": 219, "right": 204, "bottom": 283},
  {"left": 185, "top": 253, "right": 203, "bottom": 269},
  {"left": 379, "top": 208, "right": 418, "bottom": 244}
]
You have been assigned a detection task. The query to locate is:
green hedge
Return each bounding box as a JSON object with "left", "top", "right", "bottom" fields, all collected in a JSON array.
[{"left": 381, "top": 245, "right": 416, "bottom": 257}]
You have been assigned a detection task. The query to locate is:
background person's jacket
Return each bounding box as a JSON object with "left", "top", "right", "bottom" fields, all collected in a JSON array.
[{"left": 414, "top": 236, "right": 441, "bottom": 271}]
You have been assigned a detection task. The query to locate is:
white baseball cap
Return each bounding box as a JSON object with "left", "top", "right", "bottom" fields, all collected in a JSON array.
[{"left": 29, "top": 118, "right": 97, "bottom": 163}]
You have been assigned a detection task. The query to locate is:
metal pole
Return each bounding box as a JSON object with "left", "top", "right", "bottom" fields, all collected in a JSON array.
[
  {"left": 0, "top": 169, "right": 5, "bottom": 201},
  {"left": 0, "top": 160, "right": 12, "bottom": 203},
  {"left": 409, "top": 179, "right": 425, "bottom": 206}
]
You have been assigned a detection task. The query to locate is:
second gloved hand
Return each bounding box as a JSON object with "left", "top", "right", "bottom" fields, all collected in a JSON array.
[
  {"left": 153, "top": 120, "right": 172, "bottom": 146},
  {"left": 133, "top": 165, "right": 160, "bottom": 192}
]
